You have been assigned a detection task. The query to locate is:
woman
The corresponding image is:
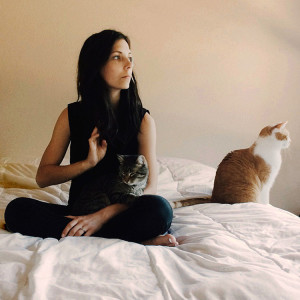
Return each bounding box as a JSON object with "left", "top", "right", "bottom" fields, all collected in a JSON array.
[{"left": 5, "top": 29, "right": 178, "bottom": 246}]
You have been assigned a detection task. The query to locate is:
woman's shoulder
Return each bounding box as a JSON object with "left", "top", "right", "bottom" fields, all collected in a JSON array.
[
  {"left": 141, "top": 107, "right": 150, "bottom": 119},
  {"left": 68, "top": 101, "right": 83, "bottom": 113},
  {"left": 142, "top": 107, "right": 149, "bottom": 114},
  {"left": 67, "top": 101, "right": 93, "bottom": 135},
  {"left": 140, "top": 111, "right": 155, "bottom": 129},
  {"left": 68, "top": 101, "right": 90, "bottom": 120}
]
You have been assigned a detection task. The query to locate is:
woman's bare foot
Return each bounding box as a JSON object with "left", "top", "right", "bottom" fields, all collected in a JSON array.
[{"left": 142, "top": 234, "right": 179, "bottom": 247}]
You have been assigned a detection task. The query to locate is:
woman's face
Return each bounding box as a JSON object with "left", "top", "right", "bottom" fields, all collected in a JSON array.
[{"left": 101, "top": 39, "right": 133, "bottom": 92}]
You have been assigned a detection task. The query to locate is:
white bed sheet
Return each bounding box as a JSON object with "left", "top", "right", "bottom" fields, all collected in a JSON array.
[{"left": 0, "top": 157, "right": 300, "bottom": 300}]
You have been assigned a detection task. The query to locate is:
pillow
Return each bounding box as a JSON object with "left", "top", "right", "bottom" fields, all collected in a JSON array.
[
  {"left": 157, "top": 157, "right": 216, "bottom": 205},
  {"left": 0, "top": 156, "right": 216, "bottom": 212},
  {"left": 0, "top": 157, "right": 70, "bottom": 210},
  {"left": 0, "top": 162, "right": 39, "bottom": 189}
]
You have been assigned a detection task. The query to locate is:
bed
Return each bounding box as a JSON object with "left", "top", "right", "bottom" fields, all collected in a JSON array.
[{"left": 0, "top": 156, "right": 299, "bottom": 300}]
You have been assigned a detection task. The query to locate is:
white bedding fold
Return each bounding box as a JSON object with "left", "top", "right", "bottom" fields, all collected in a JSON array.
[
  {"left": 1, "top": 203, "right": 300, "bottom": 300},
  {"left": 1, "top": 157, "right": 300, "bottom": 299}
]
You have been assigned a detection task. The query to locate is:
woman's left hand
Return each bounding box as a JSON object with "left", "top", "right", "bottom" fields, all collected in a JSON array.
[{"left": 61, "top": 212, "right": 105, "bottom": 238}]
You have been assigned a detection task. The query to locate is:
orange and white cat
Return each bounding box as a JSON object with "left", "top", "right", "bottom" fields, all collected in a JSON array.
[{"left": 172, "top": 122, "right": 291, "bottom": 208}]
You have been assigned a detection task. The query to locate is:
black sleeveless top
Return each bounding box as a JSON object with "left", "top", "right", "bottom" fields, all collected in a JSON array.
[{"left": 67, "top": 101, "right": 149, "bottom": 207}]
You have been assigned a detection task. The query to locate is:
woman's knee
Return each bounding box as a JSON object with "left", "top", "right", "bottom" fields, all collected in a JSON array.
[
  {"left": 5, "top": 198, "right": 25, "bottom": 215},
  {"left": 5, "top": 198, "right": 34, "bottom": 227},
  {"left": 5, "top": 198, "right": 24, "bottom": 230},
  {"left": 139, "top": 195, "right": 171, "bottom": 212},
  {"left": 138, "top": 195, "right": 173, "bottom": 229},
  {"left": 6, "top": 197, "right": 34, "bottom": 212}
]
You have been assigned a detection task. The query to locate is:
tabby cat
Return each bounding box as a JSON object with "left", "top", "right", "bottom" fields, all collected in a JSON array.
[
  {"left": 171, "top": 122, "right": 291, "bottom": 208},
  {"left": 70, "top": 155, "right": 149, "bottom": 215}
]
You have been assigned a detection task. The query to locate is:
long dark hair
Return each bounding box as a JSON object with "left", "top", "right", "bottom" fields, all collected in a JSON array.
[{"left": 76, "top": 29, "right": 143, "bottom": 148}]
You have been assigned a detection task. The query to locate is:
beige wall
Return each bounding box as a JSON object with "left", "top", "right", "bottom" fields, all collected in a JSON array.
[{"left": 1, "top": 0, "right": 299, "bottom": 214}]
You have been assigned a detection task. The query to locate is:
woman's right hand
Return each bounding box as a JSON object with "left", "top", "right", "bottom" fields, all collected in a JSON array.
[
  {"left": 36, "top": 111, "right": 107, "bottom": 188},
  {"left": 86, "top": 127, "right": 108, "bottom": 168}
]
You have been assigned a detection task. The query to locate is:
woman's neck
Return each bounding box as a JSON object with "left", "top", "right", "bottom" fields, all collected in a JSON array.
[{"left": 110, "top": 89, "right": 121, "bottom": 109}]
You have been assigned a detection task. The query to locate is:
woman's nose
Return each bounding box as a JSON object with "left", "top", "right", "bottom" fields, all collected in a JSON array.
[{"left": 125, "top": 58, "right": 133, "bottom": 69}]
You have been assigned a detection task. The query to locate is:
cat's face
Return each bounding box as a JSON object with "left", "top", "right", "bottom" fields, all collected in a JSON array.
[
  {"left": 117, "top": 155, "right": 148, "bottom": 185},
  {"left": 259, "top": 122, "right": 291, "bottom": 149}
]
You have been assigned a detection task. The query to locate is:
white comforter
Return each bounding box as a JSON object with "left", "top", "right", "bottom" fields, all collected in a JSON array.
[{"left": 0, "top": 157, "right": 300, "bottom": 300}]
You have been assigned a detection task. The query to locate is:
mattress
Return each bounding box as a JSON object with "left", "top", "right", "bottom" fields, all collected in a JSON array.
[{"left": 0, "top": 156, "right": 299, "bottom": 300}]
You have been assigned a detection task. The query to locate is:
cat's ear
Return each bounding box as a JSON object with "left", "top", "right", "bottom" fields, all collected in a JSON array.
[
  {"left": 136, "top": 155, "right": 146, "bottom": 165},
  {"left": 279, "top": 121, "right": 288, "bottom": 130},
  {"left": 272, "top": 121, "right": 288, "bottom": 131},
  {"left": 117, "top": 155, "right": 124, "bottom": 163}
]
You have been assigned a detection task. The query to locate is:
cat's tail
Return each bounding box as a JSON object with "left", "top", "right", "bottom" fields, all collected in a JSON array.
[{"left": 170, "top": 196, "right": 212, "bottom": 209}]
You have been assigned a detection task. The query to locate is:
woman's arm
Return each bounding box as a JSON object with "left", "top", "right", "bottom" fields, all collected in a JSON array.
[
  {"left": 137, "top": 112, "right": 158, "bottom": 194},
  {"left": 36, "top": 108, "right": 107, "bottom": 188}
]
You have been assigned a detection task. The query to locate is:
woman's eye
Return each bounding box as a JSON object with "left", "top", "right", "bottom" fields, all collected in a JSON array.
[
  {"left": 112, "top": 55, "right": 120, "bottom": 60},
  {"left": 129, "top": 57, "right": 133, "bottom": 62}
]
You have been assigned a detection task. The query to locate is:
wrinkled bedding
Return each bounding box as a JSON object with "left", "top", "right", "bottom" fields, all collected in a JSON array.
[{"left": 0, "top": 157, "right": 300, "bottom": 300}]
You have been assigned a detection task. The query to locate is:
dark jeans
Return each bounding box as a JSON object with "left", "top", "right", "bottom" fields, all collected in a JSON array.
[{"left": 4, "top": 195, "right": 173, "bottom": 242}]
